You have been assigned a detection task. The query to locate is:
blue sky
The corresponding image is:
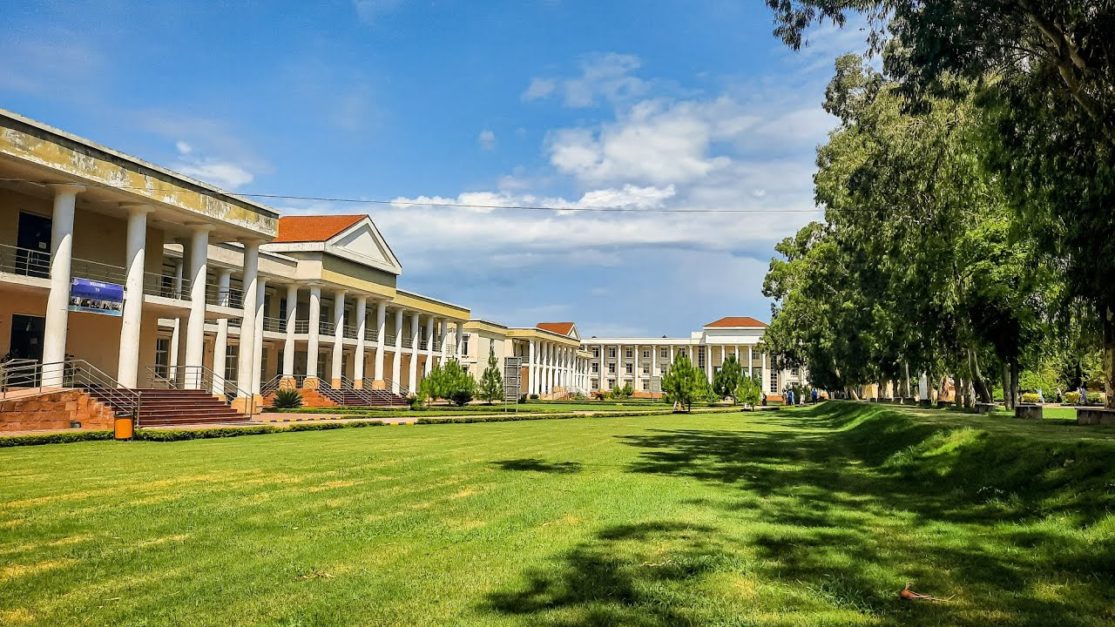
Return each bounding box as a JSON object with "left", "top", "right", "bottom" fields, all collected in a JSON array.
[{"left": 1, "top": 0, "right": 865, "bottom": 336}]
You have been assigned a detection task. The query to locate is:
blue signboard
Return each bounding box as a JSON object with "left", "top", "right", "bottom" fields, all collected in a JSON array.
[{"left": 69, "top": 278, "right": 124, "bottom": 316}]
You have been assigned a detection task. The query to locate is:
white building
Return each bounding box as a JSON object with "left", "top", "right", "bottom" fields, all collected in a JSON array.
[{"left": 582, "top": 316, "right": 807, "bottom": 398}]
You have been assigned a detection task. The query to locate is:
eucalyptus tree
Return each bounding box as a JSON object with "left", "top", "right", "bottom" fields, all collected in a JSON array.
[{"left": 764, "top": 0, "right": 1115, "bottom": 404}]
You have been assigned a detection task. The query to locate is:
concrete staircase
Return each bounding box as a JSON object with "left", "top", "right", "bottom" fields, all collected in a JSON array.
[{"left": 108, "top": 389, "right": 249, "bottom": 427}]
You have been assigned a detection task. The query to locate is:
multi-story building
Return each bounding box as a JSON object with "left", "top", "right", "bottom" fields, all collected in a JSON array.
[
  {"left": 582, "top": 316, "right": 807, "bottom": 397},
  {"left": 0, "top": 108, "right": 800, "bottom": 430}
]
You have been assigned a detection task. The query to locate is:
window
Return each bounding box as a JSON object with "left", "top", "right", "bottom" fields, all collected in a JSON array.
[
  {"left": 461, "top": 334, "right": 471, "bottom": 356},
  {"left": 791, "top": 368, "right": 799, "bottom": 377},
  {"left": 625, "top": 348, "right": 633, "bottom": 358},
  {"left": 592, "top": 347, "right": 600, "bottom": 358},
  {"left": 642, "top": 366, "right": 649, "bottom": 375},
  {"left": 660, "top": 348, "right": 668, "bottom": 359},
  {"left": 592, "top": 363, "right": 599, "bottom": 373},
  {"left": 642, "top": 350, "right": 650, "bottom": 359},
  {"left": 625, "top": 364, "right": 633, "bottom": 375},
  {"left": 225, "top": 345, "right": 238, "bottom": 383},
  {"left": 608, "top": 347, "right": 616, "bottom": 358},
  {"left": 154, "top": 338, "right": 170, "bottom": 377},
  {"left": 770, "top": 370, "right": 777, "bottom": 391},
  {"left": 608, "top": 363, "right": 616, "bottom": 374},
  {"left": 660, "top": 365, "right": 669, "bottom": 375},
  {"left": 591, "top": 378, "right": 599, "bottom": 389},
  {"left": 697, "top": 347, "right": 706, "bottom": 369}
]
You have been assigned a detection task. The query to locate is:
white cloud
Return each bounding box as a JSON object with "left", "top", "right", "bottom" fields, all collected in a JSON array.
[
  {"left": 175, "top": 141, "right": 193, "bottom": 155},
  {"left": 477, "top": 129, "right": 497, "bottom": 151},
  {"left": 176, "top": 160, "right": 255, "bottom": 189},
  {"left": 524, "top": 52, "right": 648, "bottom": 109},
  {"left": 521, "top": 78, "right": 556, "bottom": 101},
  {"left": 353, "top": 0, "right": 404, "bottom": 24}
]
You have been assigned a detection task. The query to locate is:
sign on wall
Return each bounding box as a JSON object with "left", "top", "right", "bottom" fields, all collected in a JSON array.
[
  {"left": 503, "top": 356, "right": 522, "bottom": 403},
  {"left": 69, "top": 278, "right": 124, "bottom": 316}
]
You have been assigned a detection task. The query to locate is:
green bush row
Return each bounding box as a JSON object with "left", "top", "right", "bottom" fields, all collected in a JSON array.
[
  {"left": 134, "top": 420, "right": 389, "bottom": 441},
  {"left": 414, "top": 407, "right": 742, "bottom": 425},
  {"left": 0, "top": 430, "right": 115, "bottom": 447}
]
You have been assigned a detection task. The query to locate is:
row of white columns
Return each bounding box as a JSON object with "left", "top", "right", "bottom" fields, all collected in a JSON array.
[
  {"left": 525, "top": 340, "right": 587, "bottom": 396},
  {"left": 589, "top": 344, "right": 773, "bottom": 394}
]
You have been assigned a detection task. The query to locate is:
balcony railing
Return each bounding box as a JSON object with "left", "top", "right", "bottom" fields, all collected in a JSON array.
[
  {"left": 0, "top": 244, "right": 50, "bottom": 278},
  {"left": 382, "top": 332, "right": 397, "bottom": 346},
  {"left": 294, "top": 319, "right": 309, "bottom": 334},
  {"left": 401, "top": 336, "right": 414, "bottom": 349},
  {"left": 205, "top": 284, "right": 244, "bottom": 308},
  {"left": 71, "top": 257, "right": 127, "bottom": 285},
  {"left": 364, "top": 328, "right": 379, "bottom": 343},
  {"left": 319, "top": 320, "right": 335, "bottom": 335},
  {"left": 343, "top": 323, "right": 358, "bottom": 339},
  {"left": 143, "top": 272, "right": 190, "bottom": 301},
  {"left": 262, "top": 316, "right": 285, "bottom": 332}
]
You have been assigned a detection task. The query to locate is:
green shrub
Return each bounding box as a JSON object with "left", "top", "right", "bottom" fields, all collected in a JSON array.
[
  {"left": 450, "top": 387, "right": 474, "bottom": 407},
  {"left": 410, "top": 391, "right": 428, "bottom": 411},
  {"left": 1086, "top": 391, "right": 1104, "bottom": 405},
  {"left": 0, "top": 430, "right": 114, "bottom": 447},
  {"left": 1020, "top": 392, "right": 1041, "bottom": 404},
  {"left": 1064, "top": 391, "right": 1082, "bottom": 405},
  {"left": 530, "top": 393, "right": 539, "bottom": 400},
  {"left": 272, "top": 388, "right": 302, "bottom": 409}
]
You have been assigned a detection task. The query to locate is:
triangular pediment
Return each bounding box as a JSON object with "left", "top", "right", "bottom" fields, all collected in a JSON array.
[{"left": 325, "top": 217, "right": 403, "bottom": 275}]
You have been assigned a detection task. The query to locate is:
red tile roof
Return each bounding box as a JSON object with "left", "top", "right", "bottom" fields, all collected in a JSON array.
[
  {"left": 536, "top": 322, "right": 576, "bottom": 336},
  {"left": 273, "top": 215, "right": 365, "bottom": 243},
  {"left": 704, "top": 316, "right": 767, "bottom": 328}
]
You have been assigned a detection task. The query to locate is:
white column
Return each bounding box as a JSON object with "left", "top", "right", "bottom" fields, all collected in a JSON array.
[
  {"left": 236, "top": 241, "right": 259, "bottom": 397},
  {"left": 331, "top": 289, "right": 346, "bottom": 385},
  {"left": 409, "top": 312, "right": 420, "bottom": 391},
  {"left": 455, "top": 321, "right": 465, "bottom": 359},
  {"left": 353, "top": 295, "right": 367, "bottom": 385},
  {"left": 41, "top": 184, "right": 83, "bottom": 384},
  {"left": 116, "top": 204, "right": 150, "bottom": 387},
  {"left": 748, "top": 346, "right": 754, "bottom": 378},
  {"left": 374, "top": 300, "right": 386, "bottom": 384},
  {"left": 173, "top": 258, "right": 184, "bottom": 300},
  {"left": 252, "top": 277, "right": 267, "bottom": 394},
  {"left": 184, "top": 226, "right": 211, "bottom": 389},
  {"left": 651, "top": 344, "right": 657, "bottom": 379},
  {"left": 283, "top": 284, "right": 298, "bottom": 377},
  {"left": 762, "top": 352, "right": 770, "bottom": 394},
  {"left": 528, "top": 340, "right": 537, "bottom": 395},
  {"left": 306, "top": 285, "right": 321, "bottom": 379},
  {"left": 392, "top": 308, "right": 404, "bottom": 393},
  {"left": 424, "top": 317, "right": 435, "bottom": 375},
  {"left": 212, "top": 269, "right": 232, "bottom": 393},
  {"left": 704, "top": 345, "right": 712, "bottom": 383},
  {"left": 734, "top": 345, "right": 740, "bottom": 363},
  {"left": 669, "top": 345, "right": 674, "bottom": 367},
  {"left": 168, "top": 318, "right": 181, "bottom": 381}
]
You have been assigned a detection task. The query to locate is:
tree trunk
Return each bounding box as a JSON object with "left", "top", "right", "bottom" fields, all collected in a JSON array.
[
  {"left": 968, "top": 349, "right": 992, "bottom": 403},
  {"left": 954, "top": 375, "right": 964, "bottom": 408},
  {"left": 1104, "top": 307, "right": 1115, "bottom": 409},
  {"left": 1010, "top": 358, "right": 1020, "bottom": 410},
  {"left": 1002, "top": 363, "right": 1013, "bottom": 410}
]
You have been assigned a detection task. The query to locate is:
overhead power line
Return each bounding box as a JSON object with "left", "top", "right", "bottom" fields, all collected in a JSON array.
[{"left": 0, "top": 178, "right": 824, "bottom": 214}]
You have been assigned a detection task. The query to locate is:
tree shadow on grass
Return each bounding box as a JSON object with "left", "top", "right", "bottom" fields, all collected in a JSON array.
[
  {"left": 492, "top": 458, "right": 583, "bottom": 474},
  {"left": 608, "top": 402, "right": 1115, "bottom": 624},
  {"left": 484, "top": 521, "right": 724, "bottom": 626}
]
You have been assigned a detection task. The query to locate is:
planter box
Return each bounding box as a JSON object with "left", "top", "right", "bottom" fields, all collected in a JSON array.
[
  {"left": 936, "top": 400, "right": 952, "bottom": 409},
  {"left": 1076, "top": 407, "right": 1115, "bottom": 426},
  {"left": 1015, "top": 404, "right": 1043, "bottom": 420},
  {"left": 918, "top": 399, "right": 932, "bottom": 407},
  {"left": 975, "top": 402, "right": 997, "bottom": 415}
]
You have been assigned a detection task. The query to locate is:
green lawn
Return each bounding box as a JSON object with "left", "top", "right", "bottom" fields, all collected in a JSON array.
[{"left": 2, "top": 403, "right": 1114, "bottom": 625}]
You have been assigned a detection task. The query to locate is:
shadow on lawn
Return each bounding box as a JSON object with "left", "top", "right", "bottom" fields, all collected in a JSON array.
[
  {"left": 485, "top": 521, "right": 724, "bottom": 626},
  {"left": 485, "top": 403, "right": 1115, "bottom": 625},
  {"left": 492, "top": 458, "right": 583, "bottom": 474},
  {"left": 610, "top": 402, "right": 1115, "bottom": 624}
]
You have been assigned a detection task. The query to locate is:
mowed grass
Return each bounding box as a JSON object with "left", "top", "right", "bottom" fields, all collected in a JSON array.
[{"left": 2, "top": 404, "right": 1114, "bottom": 626}]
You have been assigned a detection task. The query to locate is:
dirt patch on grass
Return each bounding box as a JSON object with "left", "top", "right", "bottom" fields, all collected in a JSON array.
[{"left": 0, "top": 558, "right": 76, "bottom": 582}]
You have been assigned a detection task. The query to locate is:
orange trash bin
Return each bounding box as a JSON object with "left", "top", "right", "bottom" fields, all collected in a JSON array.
[{"left": 114, "top": 417, "right": 134, "bottom": 440}]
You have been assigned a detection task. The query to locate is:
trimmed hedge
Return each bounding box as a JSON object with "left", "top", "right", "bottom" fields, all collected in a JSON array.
[
  {"left": 0, "top": 430, "right": 115, "bottom": 447},
  {"left": 415, "top": 407, "right": 741, "bottom": 425},
  {"left": 134, "top": 420, "right": 389, "bottom": 441}
]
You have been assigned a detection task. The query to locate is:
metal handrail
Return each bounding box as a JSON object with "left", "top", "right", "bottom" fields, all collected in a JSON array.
[
  {"left": 71, "top": 257, "right": 126, "bottom": 284},
  {"left": 364, "top": 328, "right": 379, "bottom": 342},
  {"left": 1, "top": 358, "right": 140, "bottom": 419},
  {"left": 0, "top": 243, "right": 50, "bottom": 278},
  {"left": 320, "top": 320, "right": 335, "bottom": 335},
  {"left": 401, "top": 336, "right": 414, "bottom": 349},
  {"left": 143, "top": 365, "right": 255, "bottom": 418},
  {"left": 205, "top": 284, "right": 244, "bottom": 308},
  {"left": 262, "top": 316, "right": 285, "bottom": 332},
  {"left": 358, "top": 377, "right": 409, "bottom": 399},
  {"left": 294, "top": 320, "right": 309, "bottom": 334},
  {"left": 143, "top": 272, "right": 191, "bottom": 300},
  {"left": 343, "top": 323, "right": 358, "bottom": 339},
  {"left": 260, "top": 373, "right": 284, "bottom": 398}
]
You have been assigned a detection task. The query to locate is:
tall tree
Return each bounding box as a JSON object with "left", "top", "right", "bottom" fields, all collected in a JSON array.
[
  {"left": 478, "top": 346, "right": 504, "bottom": 405},
  {"left": 661, "top": 353, "right": 705, "bottom": 412},
  {"left": 713, "top": 355, "right": 744, "bottom": 403},
  {"left": 765, "top": 0, "right": 1115, "bottom": 405}
]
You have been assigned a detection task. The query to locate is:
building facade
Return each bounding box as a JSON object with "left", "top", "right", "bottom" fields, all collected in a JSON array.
[{"left": 582, "top": 316, "right": 807, "bottom": 397}]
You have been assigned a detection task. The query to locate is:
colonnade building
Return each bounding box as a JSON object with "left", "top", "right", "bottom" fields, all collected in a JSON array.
[
  {"left": 0, "top": 109, "right": 597, "bottom": 428},
  {"left": 581, "top": 317, "right": 807, "bottom": 398}
]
